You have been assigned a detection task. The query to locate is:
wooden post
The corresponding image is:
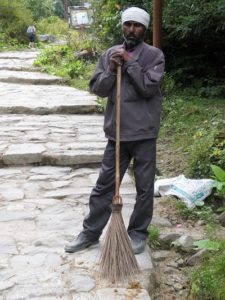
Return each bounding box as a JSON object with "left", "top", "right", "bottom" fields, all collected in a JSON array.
[
  {"left": 153, "top": 0, "right": 163, "bottom": 49},
  {"left": 64, "top": 0, "right": 68, "bottom": 19}
]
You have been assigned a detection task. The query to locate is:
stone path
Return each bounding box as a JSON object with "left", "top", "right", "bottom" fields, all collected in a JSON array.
[
  {"left": 0, "top": 50, "right": 156, "bottom": 299},
  {"left": 0, "top": 83, "right": 97, "bottom": 114}
]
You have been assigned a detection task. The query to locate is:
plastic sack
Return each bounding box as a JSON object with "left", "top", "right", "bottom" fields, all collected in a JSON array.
[{"left": 154, "top": 175, "right": 215, "bottom": 208}]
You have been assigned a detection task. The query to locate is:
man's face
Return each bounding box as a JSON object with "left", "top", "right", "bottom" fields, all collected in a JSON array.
[{"left": 123, "top": 21, "right": 146, "bottom": 49}]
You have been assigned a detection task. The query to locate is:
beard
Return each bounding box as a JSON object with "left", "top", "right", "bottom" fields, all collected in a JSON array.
[{"left": 123, "top": 34, "right": 143, "bottom": 48}]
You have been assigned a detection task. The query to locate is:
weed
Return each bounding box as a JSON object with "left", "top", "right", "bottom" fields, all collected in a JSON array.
[
  {"left": 211, "top": 164, "right": 225, "bottom": 197},
  {"left": 160, "top": 96, "right": 225, "bottom": 178},
  {"left": 96, "top": 97, "right": 107, "bottom": 113},
  {"left": 148, "top": 225, "right": 160, "bottom": 249},
  {"left": 189, "top": 240, "right": 225, "bottom": 300},
  {"left": 175, "top": 201, "right": 217, "bottom": 225}
]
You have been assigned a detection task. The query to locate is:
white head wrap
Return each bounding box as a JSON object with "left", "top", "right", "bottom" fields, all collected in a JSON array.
[{"left": 122, "top": 7, "right": 150, "bottom": 29}]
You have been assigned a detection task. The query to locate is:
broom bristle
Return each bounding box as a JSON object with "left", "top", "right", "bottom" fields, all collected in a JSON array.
[{"left": 99, "top": 204, "right": 139, "bottom": 282}]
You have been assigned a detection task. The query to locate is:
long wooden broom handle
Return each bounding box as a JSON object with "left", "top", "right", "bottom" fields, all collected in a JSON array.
[{"left": 115, "top": 65, "right": 122, "bottom": 203}]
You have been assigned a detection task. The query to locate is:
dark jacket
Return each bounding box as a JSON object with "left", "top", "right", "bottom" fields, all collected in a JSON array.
[{"left": 89, "top": 41, "right": 165, "bottom": 141}]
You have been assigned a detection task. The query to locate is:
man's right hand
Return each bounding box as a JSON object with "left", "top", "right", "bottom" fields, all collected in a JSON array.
[
  {"left": 109, "top": 52, "right": 123, "bottom": 71},
  {"left": 109, "top": 48, "right": 132, "bottom": 71}
]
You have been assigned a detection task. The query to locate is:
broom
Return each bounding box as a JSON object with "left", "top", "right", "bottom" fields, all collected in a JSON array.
[{"left": 99, "top": 65, "right": 139, "bottom": 282}]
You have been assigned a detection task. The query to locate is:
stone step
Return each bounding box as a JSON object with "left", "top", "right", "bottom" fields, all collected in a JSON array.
[
  {"left": 0, "top": 50, "right": 39, "bottom": 60},
  {"left": 0, "top": 59, "right": 40, "bottom": 71},
  {"left": 0, "top": 70, "right": 66, "bottom": 85},
  {"left": 0, "top": 82, "right": 98, "bottom": 114},
  {"left": 0, "top": 114, "right": 106, "bottom": 166},
  {"left": 0, "top": 50, "right": 40, "bottom": 72},
  {"left": 0, "top": 165, "right": 152, "bottom": 299}
]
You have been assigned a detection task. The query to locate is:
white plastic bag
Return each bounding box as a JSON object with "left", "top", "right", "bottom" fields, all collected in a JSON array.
[{"left": 154, "top": 175, "right": 215, "bottom": 208}]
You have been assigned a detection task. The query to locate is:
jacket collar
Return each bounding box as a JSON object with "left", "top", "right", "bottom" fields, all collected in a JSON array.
[{"left": 122, "top": 41, "right": 145, "bottom": 60}]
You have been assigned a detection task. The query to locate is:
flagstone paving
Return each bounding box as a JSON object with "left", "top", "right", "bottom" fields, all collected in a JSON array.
[
  {"left": 0, "top": 83, "right": 97, "bottom": 114},
  {"left": 0, "top": 50, "right": 153, "bottom": 299},
  {"left": 0, "top": 114, "right": 105, "bottom": 166},
  {"left": 0, "top": 166, "right": 153, "bottom": 300}
]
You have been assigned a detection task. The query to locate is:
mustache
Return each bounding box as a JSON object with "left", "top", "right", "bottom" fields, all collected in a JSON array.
[{"left": 125, "top": 34, "right": 137, "bottom": 40}]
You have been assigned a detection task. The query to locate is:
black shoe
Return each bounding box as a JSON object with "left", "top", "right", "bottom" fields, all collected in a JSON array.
[
  {"left": 65, "top": 233, "right": 99, "bottom": 253},
  {"left": 130, "top": 238, "right": 147, "bottom": 254}
]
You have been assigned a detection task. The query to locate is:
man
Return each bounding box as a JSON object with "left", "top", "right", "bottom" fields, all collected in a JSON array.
[
  {"left": 65, "top": 6, "right": 165, "bottom": 254},
  {"left": 27, "top": 25, "right": 36, "bottom": 49}
]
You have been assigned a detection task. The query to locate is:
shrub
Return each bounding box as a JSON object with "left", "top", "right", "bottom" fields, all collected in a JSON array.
[
  {"left": 187, "top": 127, "right": 225, "bottom": 178},
  {"left": 148, "top": 225, "right": 160, "bottom": 249},
  {"left": 36, "top": 16, "right": 68, "bottom": 36},
  {"left": 189, "top": 240, "right": 225, "bottom": 300},
  {"left": 161, "top": 96, "right": 225, "bottom": 179},
  {"left": 0, "top": 0, "right": 33, "bottom": 45},
  {"left": 34, "top": 45, "right": 96, "bottom": 90},
  {"left": 67, "top": 30, "right": 104, "bottom": 55}
]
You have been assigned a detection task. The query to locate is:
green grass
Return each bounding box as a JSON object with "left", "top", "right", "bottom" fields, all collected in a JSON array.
[
  {"left": 148, "top": 225, "right": 160, "bottom": 249},
  {"left": 175, "top": 201, "right": 218, "bottom": 225},
  {"left": 34, "top": 45, "right": 97, "bottom": 91},
  {"left": 160, "top": 95, "right": 225, "bottom": 178},
  {"left": 189, "top": 240, "right": 225, "bottom": 300}
]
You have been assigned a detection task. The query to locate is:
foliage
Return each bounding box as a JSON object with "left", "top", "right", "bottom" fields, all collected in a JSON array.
[
  {"left": 193, "top": 239, "right": 220, "bottom": 251},
  {"left": 36, "top": 16, "right": 68, "bottom": 36},
  {"left": 90, "top": 0, "right": 151, "bottom": 47},
  {"left": 160, "top": 96, "right": 225, "bottom": 178},
  {"left": 175, "top": 201, "right": 217, "bottom": 225},
  {"left": 52, "top": 0, "right": 81, "bottom": 18},
  {"left": 148, "top": 225, "right": 160, "bottom": 249},
  {"left": 211, "top": 165, "right": 225, "bottom": 197},
  {"left": 53, "top": 0, "right": 64, "bottom": 18},
  {"left": 189, "top": 240, "right": 225, "bottom": 300},
  {"left": 34, "top": 45, "right": 96, "bottom": 90},
  {"left": 67, "top": 30, "right": 104, "bottom": 54},
  {"left": 163, "top": 0, "right": 225, "bottom": 97},
  {"left": 96, "top": 97, "right": 107, "bottom": 113},
  {"left": 22, "top": 0, "right": 54, "bottom": 20},
  {"left": 0, "top": 0, "right": 33, "bottom": 45},
  {"left": 161, "top": 72, "right": 176, "bottom": 96}
]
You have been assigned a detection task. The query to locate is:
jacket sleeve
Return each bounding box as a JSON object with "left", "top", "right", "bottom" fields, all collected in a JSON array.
[
  {"left": 89, "top": 52, "right": 117, "bottom": 98},
  {"left": 124, "top": 49, "right": 165, "bottom": 99}
]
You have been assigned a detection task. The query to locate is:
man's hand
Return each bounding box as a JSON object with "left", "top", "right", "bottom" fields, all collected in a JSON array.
[{"left": 109, "top": 48, "right": 132, "bottom": 71}]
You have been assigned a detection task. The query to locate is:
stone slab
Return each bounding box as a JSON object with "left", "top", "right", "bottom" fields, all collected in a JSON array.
[
  {"left": 0, "top": 82, "right": 97, "bottom": 114},
  {"left": 0, "top": 114, "right": 105, "bottom": 166},
  {"left": 0, "top": 70, "right": 65, "bottom": 85},
  {"left": 0, "top": 50, "right": 39, "bottom": 60},
  {"left": 0, "top": 58, "right": 38, "bottom": 71},
  {"left": 3, "top": 144, "right": 46, "bottom": 164},
  {"left": 0, "top": 166, "right": 153, "bottom": 299}
]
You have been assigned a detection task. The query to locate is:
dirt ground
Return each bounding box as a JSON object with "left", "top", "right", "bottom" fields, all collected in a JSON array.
[{"left": 151, "top": 138, "right": 224, "bottom": 300}]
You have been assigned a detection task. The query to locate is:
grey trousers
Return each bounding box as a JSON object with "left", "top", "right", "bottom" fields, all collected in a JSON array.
[{"left": 82, "top": 138, "right": 156, "bottom": 241}]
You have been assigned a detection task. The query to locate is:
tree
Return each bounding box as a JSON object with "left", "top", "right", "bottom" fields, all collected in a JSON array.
[
  {"left": 162, "top": 0, "right": 225, "bottom": 91},
  {"left": 0, "top": 0, "right": 33, "bottom": 42},
  {"left": 53, "top": 0, "right": 64, "bottom": 18},
  {"left": 22, "top": 0, "right": 54, "bottom": 20}
]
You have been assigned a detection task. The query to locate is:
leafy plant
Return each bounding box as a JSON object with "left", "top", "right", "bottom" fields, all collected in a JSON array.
[
  {"left": 160, "top": 96, "right": 225, "bottom": 179},
  {"left": 148, "top": 225, "right": 160, "bottom": 249},
  {"left": 193, "top": 239, "right": 220, "bottom": 251},
  {"left": 34, "top": 45, "right": 96, "bottom": 90},
  {"left": 23, "top": 0, "right": 54, "bottom": 20},
  {"left": 176, "top": 201, "right": 217, "bottom": 224},
  {"left": 211, "top": 164, "right": 225, "bottom": 197},
  {"left": 189, "top": 240, "right": 225, "bottom": 300},
  {"left": 0, "top": 0, "right": 33, "bottom": 46},
  {"left": 36, "top": 16, "right": 68, "bottom": 36},
  {"left": 96, "top": 97, "right": 107, "bottom": 113}
]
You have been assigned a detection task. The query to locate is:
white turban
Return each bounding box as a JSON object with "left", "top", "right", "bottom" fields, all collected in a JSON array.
[{"left": 122, "top": 7, "right": 150, "bottom": 29}]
